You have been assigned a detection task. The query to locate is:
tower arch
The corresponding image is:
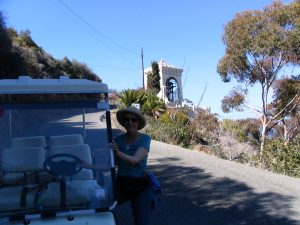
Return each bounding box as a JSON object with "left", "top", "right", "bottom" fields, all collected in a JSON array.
[
  {"left": 144, "top": 59, "right": 183, "bottom": 107},
  {"left": 166, "top": 77, "right": 179, "bottom": 102}
]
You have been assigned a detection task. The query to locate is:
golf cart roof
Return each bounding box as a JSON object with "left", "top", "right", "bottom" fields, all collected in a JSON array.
[{"left": 0, "top": 76, "right": 109, "bottom": 94}]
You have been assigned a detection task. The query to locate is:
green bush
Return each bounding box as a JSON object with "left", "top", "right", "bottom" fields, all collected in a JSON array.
[
  {"left": 158, "top": 109, "right": 188, "bottom": 125},
  {"left": 221, "top": 119, "right": 247, "bottom": 142},
  {"left": 220, "top": 118, "right": 260, "bottom": 145},
  {"left": 146, "top": 108, "right": 221, "bottom": 149},
  {"left": 146, "top": 113, "right": 194, "bottom": 148},
  {"left": 189, "top": 109, "right": 220, "bottom": 147},
  {"left": 251, "top": 138, "right": 300, "bottom": 177}
]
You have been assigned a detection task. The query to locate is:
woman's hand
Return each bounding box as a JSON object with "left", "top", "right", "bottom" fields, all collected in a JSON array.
[{"left": 111, "top": 140, "right": 119, "bottom": 154}]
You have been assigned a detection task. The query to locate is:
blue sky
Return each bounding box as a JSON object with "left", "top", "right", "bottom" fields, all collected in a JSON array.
[{"left": 0, "top": 0, "right": 295, "bottom": 119}]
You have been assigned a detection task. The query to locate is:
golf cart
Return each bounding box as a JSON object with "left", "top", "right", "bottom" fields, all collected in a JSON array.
[{"left": 0, "top": 76, "right": 118, "bottom": 224}]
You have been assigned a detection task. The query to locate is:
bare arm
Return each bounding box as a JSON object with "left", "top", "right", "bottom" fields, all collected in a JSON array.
[
  {"left": 111, "top": 140, "right": 148, "bottom": 165},
  {"left": 115, "top": 147, "right": 148, "bottom": 165}
]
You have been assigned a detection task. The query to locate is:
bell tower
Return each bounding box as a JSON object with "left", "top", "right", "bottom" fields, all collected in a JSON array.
[{"left": 144, "top": 59, "right": 183, "bottom": 106}]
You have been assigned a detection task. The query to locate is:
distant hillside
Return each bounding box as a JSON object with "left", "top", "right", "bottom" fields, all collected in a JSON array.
[{"left": 0, "top": 12, "right": 100, "bottom": 81}]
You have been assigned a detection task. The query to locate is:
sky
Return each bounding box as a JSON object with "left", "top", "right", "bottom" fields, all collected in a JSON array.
[{"left": 0, "top": 0, "right": 296, "bottom": 119}]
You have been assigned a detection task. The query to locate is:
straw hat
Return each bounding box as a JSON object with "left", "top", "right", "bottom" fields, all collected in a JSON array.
[{"left": 116, "top": 106, "right": 146, "bottom": 130}]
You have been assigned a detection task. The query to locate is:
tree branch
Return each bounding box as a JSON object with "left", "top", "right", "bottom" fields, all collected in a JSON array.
[
  {"left": 271, "top": 94, "right": 299, "bottom": 122},
  {"left": 196, "top": 82, "right": 207, "bottom": 108},
  {"left": 244, "top": 103, "right": 262, "bottom": 115}
]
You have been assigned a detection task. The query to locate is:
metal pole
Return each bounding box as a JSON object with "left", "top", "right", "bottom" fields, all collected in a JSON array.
[
  {"left": 82, "top": 108, "right": 86, "bottom": 141},
  {"left": 9, "top": 110, "right": 12, "bottom": 139},
  {"left": 8, "top": 94, "right": 12, "bottom": 138},
  {"left": 141, "top": 47, "right": 145, "bottom": 89}
]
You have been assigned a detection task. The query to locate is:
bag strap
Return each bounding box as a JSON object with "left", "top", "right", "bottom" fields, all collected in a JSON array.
[{"left": 147, "top": 172, "right": 161, "bottom": 192}]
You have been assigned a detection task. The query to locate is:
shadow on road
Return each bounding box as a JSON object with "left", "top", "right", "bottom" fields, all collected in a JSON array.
[
  {"left": 115, "top": 155, "right": 298, "bottom": 225},
  {"left": 136, "top": 156, "right": 298, "bottom": 225}
]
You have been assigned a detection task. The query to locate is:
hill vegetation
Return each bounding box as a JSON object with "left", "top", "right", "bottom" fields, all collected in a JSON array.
[{"left": 0, "top": 12, "right": 100, "bottom": 81}]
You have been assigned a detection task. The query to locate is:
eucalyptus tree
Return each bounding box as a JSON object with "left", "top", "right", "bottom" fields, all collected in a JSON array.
[
  {"left": 272, "top": 76, "right": 300, "bottom": 143},
  {"left": 217, "top": 1, "right": 300, "bottom": 152}
]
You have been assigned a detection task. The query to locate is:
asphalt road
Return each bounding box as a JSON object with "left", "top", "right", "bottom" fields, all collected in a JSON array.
[{"left": 114, "top": 140, "right": 300, "bottom": 225}]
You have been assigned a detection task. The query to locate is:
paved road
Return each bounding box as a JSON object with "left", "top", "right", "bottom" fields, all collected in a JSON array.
[{"left": 114, "top": 140, "right": 300, "bottom": 225}]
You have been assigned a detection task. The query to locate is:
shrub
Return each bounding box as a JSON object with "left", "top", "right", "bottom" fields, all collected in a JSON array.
[
  {"left": 146, "top": 111, "right": 194, "bottom": 148},
  {"left": 189, "top": 109, "right": 220, "bottom": 147},
  {"left": 221, "top": 118, "right": 260, "bottom": 145},
  {"left": 219, "top": 134, "right": 256, "bottom": 160},
  {"left": 147, "top": 108, "right": 220, "bottom": 149},
  {"left": 250, "top": 138, "right": 300, "bottom": 177}
]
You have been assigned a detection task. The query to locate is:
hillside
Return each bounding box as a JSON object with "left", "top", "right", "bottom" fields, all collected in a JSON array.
[{"left": 0, "top": 12, "right": 100, "bottom": 81}]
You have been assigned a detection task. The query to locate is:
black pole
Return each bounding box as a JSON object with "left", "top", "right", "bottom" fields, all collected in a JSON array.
[{"left": 141, "top": 47, "right": 145, "bottom": 89}]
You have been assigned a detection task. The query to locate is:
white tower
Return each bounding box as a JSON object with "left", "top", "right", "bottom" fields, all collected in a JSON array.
[{"left": 144, "top": 59, "right": 183, "bottom": 107}]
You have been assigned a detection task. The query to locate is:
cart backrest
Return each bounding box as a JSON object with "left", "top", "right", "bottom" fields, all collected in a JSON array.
[
  {"left": 1, "top": 147, "right": 45, "bottom": 185},
  {"left": 47, "top": 134, "right": 84, "bottom": 148},
  {"left": 11, "top": 136, "right": 46, "bottom": 148}
]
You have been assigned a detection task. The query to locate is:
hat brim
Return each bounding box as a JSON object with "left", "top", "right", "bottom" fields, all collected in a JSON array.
[{"left": 116, "top": 107, "right": 146, "bottom": 130}]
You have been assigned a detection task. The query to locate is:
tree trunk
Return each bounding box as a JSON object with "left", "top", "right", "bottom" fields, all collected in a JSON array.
[
  {"left": 260, "top": 111, "right": 268, "bottom": 153},
  {"left": 260, "top": 122, "right": 267, "bottom": 153},
  {"left": 283, "top": 120, "right": 288, "bottom": 145}
]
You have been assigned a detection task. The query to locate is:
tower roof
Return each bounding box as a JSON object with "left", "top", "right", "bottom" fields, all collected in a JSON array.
[{"left": 159, "top": 58, "right": 181, "bottom": 70}]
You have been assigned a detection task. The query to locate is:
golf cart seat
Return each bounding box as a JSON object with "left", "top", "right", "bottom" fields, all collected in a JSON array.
[
  {"left": 1, "top": 147, "right": 45, "bottom": 185},
  {"left": 41, "top": 144, "right": 103, "bottom": 208},
  {"left": 11, "top": 136, "right": 46, "bottom": 148},
  {"left": 47, "top": 134, "right": 83, "bottom": 148},
  {"left": 0, "top": 186, "right": 36, "bottom": 211},
  {"left": 39, "top": 180, "right": 99, "bottom": 208},
  {"left": 0, "top": 147, "right": 46, "bottom": 212}
]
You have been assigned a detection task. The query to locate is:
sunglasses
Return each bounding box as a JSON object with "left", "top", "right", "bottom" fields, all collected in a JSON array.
[{"left": 124, "top": 117, "right": 138, "bottom": 123}]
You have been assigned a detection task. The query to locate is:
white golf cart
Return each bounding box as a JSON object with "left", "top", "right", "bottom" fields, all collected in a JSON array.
[{"left": 0, "top": 76, "right": 118, "bottom": 224}]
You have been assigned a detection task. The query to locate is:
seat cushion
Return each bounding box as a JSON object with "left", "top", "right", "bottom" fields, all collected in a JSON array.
[
  {"left": 11, "top": 136, "right": 46, "bottom": 148},
  {"left": 47, "top": 134, "right": 83, "bottom": 148},
  {"left": 41, "top": 180, "right": 99, "bottom": 207},
  {"left": 0, "top": 186, "right": 35, "bottom": 211}
]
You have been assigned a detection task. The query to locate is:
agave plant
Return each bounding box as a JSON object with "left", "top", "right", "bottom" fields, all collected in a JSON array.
[
  {"left": 119, "top": 89, "right": 145, "bottom": 107},
  {"left": 142, "top": 91, "right": 166, "bottom": 118}
]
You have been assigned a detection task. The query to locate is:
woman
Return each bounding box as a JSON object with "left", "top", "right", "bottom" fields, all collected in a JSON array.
[{"left": 112, "top": 106, "right": 153, "bottom": 225}]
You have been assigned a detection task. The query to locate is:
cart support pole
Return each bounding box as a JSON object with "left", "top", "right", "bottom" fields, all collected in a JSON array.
[
  {"left": 82, "top": 108, "right": 86, "bottom": 141},
  {"left": 9, "top": 109, "right": 12, "bottom": 139}
]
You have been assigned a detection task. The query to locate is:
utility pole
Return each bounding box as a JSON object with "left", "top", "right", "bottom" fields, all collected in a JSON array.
[{"left": 141, "top": 48, "right": 145, "bottom": 89}]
